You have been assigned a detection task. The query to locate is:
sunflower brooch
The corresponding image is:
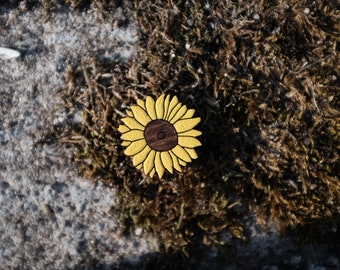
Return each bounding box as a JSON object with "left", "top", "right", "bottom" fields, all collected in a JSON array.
[{"left": 118, "top": 94, "right": 202, "bottom": 178}]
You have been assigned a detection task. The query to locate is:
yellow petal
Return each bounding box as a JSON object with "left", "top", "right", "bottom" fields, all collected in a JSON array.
[
  {"left": 178, "top": 159, "right": 187, "bottom": 166},
  {"left": 156, "top": 94, "right": 165, "bottom": 119},
  {"left": 124, "top": 139, "right": 147, "bottom": 156},
  {"left": 121, "top": 141, "right": 131, "bottom": 147},
  {"left": 184, "top": 148, "right": 198, "bottom": 159},
  {"left": 154, "top": 151, "right": 165, "bottom": 178},
  {"left": 121, "top": 129, "right": 144, "bottom": 141},
  {"left": 126, "top": 109, "right": 133, "bottom": 117},
  {"left": 146, "top": 96, "right": 157, "bottom": 120},
  {"left": 161, "top": 151, "right": 173, "bottom": 174},
  {"left": 169, "top": 151, "right": 181, "bottom": 172},
  {"left": 174, "top": 117, "right": 201, "bottom": 133},
  {"left": 118, "top": 124, "right": 130, "bottom": 133},
  {"left": 163, "top": 95, "right": 170, "bottom": 120},
  {"left": 178, "top": 129, "right": 202, "bottom": 137},
  {"left": 165, "top": 95, "right": 179, "bottom": 120},
  {"left": 171, "top": 145, "right": 191, "bottom": 162},
  {"left": 178, "top": 137, "right": 202, "bottom": 148},
  {"left": 143, "top": 150, "right": 156, "bottom": 175},
  {"left": 169, "top": 105, "right": 187, "bottom": 124},
  {"left": 131, "top": 105, "right": 151, "bottom": 126},
  {"left": 181, "top": 108, "right": 195, "bottom": 119},
  {"left": 133, "top": 145, "right": 151, "bottom": 166},
  {"left": 166, "top": 103, "right": 181, "bottom": 121},
  {"left": 149, "top": 168, "right": 156, "bottom": 178},
  {"left": 137, "top": 99, "right": 146, "bottom": 110},
  {"left": 136, "top": 163, "right": 143, "bottom": 169},
  {"left": 122, "top": 117, "right": 145, "bottom": 130}
]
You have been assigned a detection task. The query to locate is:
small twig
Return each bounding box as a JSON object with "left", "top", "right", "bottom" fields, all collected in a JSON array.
[
  {"left": 176, "top": 202, "right": 185, "bottom": 230},
  {"left": 305, "top": 77, "right": 320, "bottom": 113}
]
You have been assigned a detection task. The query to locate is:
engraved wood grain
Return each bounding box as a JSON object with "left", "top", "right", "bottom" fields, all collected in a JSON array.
[{"left": 144, "top": 120, "right": 178, "bottom": 151}]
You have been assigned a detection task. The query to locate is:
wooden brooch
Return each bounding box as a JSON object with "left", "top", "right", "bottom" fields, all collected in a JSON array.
[{"left": 118, "top": 94, "right": 202, "bottom": 178}]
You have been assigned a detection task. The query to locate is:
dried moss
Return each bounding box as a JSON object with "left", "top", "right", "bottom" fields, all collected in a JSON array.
[
  {"left": 55, "top": 0, "right": 339, "bottom": 253},
  {"left": 59, "top": 59, "right": 241, "bottom": 253}
]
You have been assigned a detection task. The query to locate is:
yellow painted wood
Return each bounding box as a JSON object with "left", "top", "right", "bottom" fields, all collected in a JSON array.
[
  {"left": 181, "top": 108, "right": 195, "bottom": 119},
  {"left": 126, "top": 110, "right": 133, "bottom": 117},
  {"left": 165, "top": 95, "right": 179, "bottom": 120},
  {"left": 154, "top": 151, "right": 165, "bottom": 178},
  {"left": 136, "top": 163, "right": 143, "bottom": 169},
  {"left": 171, "top": 145, "right": 192, "bottom": 162},
  {"left": 178, "top": 129, "right": 202, "bottom": 137},
  {"left": 143, "top": 150, "right": 156, "bottom": 175},
  {"left": 122, "top": 117, "right": 145, "bottom": 130},
  {"left": 124, "top": 139, "right": 147, "bottom": 156},
  {"left": 174, "top": 117, "right": 201, "bottom": 133},
  {"left": 161, "top": 151, "right": 173, "bottom": 174},
  {"left": 132, "top": 145, "right": 151, "bottom": 166},
  {"left": 178, "top": 137, "right": 202, "bottom": 148},
  {"left": 121, "top": 141, "right": 131, "bottom": 147},
  {"left": 178, "top": 159, "right": 187, "bottom": 166},
  {"left": 137, "top": 99, "right": 146, "bottom": 110},
  {"left": 120, "top": 94, "right": 202, "bottom": 178},
  {"left": 163, "top": 95, "right": 170, "bottom": 120},
  {"left": 149, "top": 168, "right": 155, "bottom": 178},
  {"left": 155, "top": 94, "right": 165, "bottom": 119},
  {"left": 169, "top": 151, "right": 181, "bottom": 172},
  {"left": 145, "top": 96, "right": 157, "bottom": 120},
  {"left": 131, "top": 105, "right": 151, "bottom": 126},
  {"left": 118, "top": 124, "right": 130, "bottom": 133},
  {"left": 184, "top": 148, "right": 198, "bottom": 159},
  {"left": 166, "top": 102, "right": 181, "bottom": 121},
  {"left": 169, "top": 105, "right": 187, "bottom": 124},
  {"left": 121, "top": 129, "right": 144, "bottom": 141}
]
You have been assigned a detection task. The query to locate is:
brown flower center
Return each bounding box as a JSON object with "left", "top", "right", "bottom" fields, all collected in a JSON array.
[{"left": 144, "top": 120, "right": 178, "bottom": 151}]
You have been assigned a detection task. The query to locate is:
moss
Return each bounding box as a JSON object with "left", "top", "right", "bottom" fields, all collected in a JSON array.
[{"left": 55, "top": 0, "right": 339, "bottom": 253}]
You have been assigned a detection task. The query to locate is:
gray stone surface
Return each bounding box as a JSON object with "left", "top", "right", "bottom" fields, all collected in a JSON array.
[{"left": 0, "top": 3, "right": 158, "bottom": 269}]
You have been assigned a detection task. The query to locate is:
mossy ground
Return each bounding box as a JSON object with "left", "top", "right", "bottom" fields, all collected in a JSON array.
[{"left": 37, "top": 0, "right": 339, "bottom": 256}]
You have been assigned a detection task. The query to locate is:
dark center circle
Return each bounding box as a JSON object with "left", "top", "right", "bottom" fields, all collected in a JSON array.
[
  {"left": 157, "top": 131, "right": 166, "bottom": 140},
  {"left": 144, "top": 120, "right": 178, "bottom": 151}
]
